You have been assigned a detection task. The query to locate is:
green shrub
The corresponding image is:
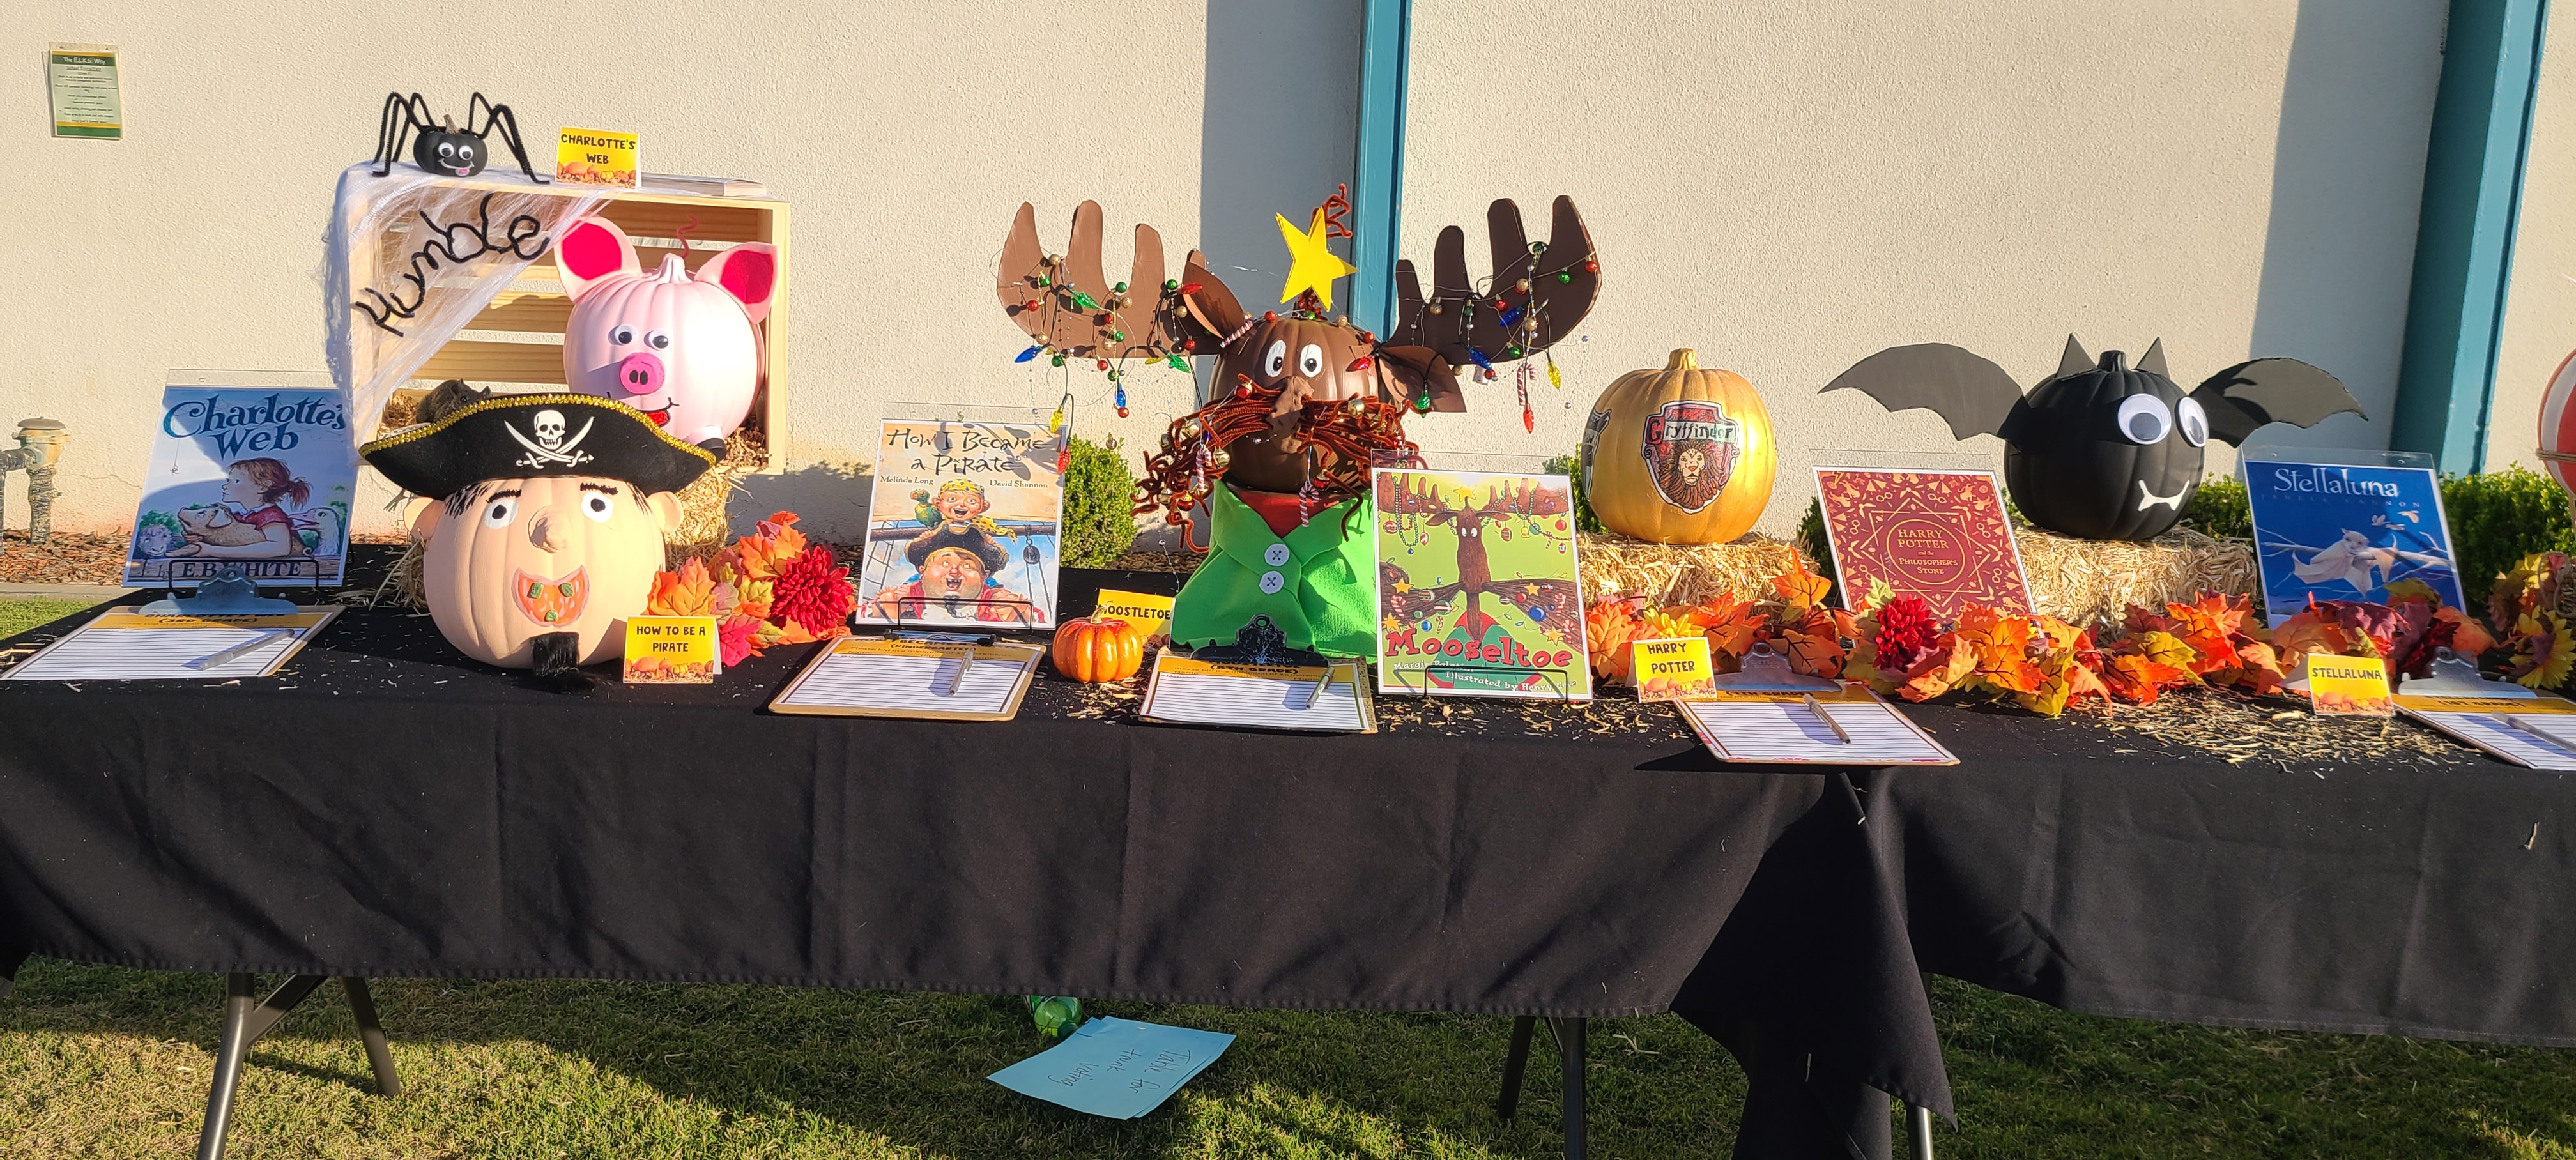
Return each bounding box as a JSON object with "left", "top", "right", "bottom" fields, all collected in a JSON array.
[
  {"left": 1061, "top": 434, "right": 1139, "bottom": 567},
  {"left": 2181, "top": 475, "right": 2251, "bottom": 540},
  {"left": 1798, "top": 497, "right": 1837, "bottom": 590},
  {"left": 1541, "top": 451, "right": 1607, "bottom": 535},
  {"left": 2441, "top": 466, "right": 2575, "bottom": 600}
]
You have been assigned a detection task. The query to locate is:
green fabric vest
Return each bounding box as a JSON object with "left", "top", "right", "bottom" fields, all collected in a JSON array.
[{"left": 1170, "top": 487, "right": 1377, "bottom": 659}]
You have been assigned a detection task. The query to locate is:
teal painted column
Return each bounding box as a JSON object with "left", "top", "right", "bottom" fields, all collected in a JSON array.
[
  {"left": 1349, "top": 0, "right": 1410, "bottom": 337},
  {"left": 2393, "top": 0, "right": 2551, "bottom": 472}
]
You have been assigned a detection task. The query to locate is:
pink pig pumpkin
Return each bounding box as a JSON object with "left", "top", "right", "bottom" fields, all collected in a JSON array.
[{"left": 556, "top": 215, "right": 778, "bottom": 449}]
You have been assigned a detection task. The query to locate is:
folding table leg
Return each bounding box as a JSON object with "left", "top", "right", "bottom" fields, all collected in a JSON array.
[
  {"left": 1909, "top": 1101, "right": 1935, "bottom": 1158},
  {"left": 1496, "top": 1015, "right": 1537, "bottom": 1121},
  {"left": 195, "top": 973, "right": 258, "bottom": 1160},
  {"left": 342, "top": 979, "right": 402, "bottom": 1097},
  {"left": 1549, "top": 1016, "right": 1586, "bottom": 1160}
]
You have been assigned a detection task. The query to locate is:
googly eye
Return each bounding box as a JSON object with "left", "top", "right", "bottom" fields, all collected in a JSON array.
[
  {"left": 1298, "top": 344, "right": 1324, "bottom": 377},
  {"left": 481, "top": 497, "right": 517, "bottom": 528},
  {"left": 456, "top": 144, "right": 475, "bottom": 162},
  {"left": 582, "top": 493, "right": 615, "bottom": 522},
  {"left": 610, "top": 325, "right": 635, "bottom": 345},
  {"left": 1264, "top": 340, "right": 1287, "bottom": 378},
  {"left": 436, "top": 142, "right": 456, "bottom": 160},
  {"left": 2176, "top": 396, "right": 2210, "bottom": 447},
  {"left": 2117, "top": 395, "right": 2174, "bottom": 445},
  {"left": 645, "top": 330, "right": 671, "bottom": 351}
]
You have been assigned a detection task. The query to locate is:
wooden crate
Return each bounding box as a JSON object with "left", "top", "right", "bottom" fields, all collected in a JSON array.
[{"left": 403, "top": 186, "right": 792, "bottom": 473}]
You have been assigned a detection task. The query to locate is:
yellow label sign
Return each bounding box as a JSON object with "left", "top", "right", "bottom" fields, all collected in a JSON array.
[
  {"left": 1631, "top": 637, "right": 1714, "bottom": 702},
  {"left": 624, "top": 616, "right": 717, "bottom": 683},
  {"left": 2306, "top": 654, "right": 2392, "bottom": 716},
  {"left": 1090, "top": 590, "right": 1175, "bottom": 645},
  {"left": 556, "top": 126, "right": 639, "bottom": 187}
]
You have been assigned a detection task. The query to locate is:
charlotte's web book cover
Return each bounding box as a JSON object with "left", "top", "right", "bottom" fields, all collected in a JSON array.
[{"left": 125, "top": 386, "right": 354, "bottom": 588}]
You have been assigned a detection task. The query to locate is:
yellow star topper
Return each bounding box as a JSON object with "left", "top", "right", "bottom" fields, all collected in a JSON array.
[{"left": 1276, "top": 208, "right": 1358, "bottom": 310}]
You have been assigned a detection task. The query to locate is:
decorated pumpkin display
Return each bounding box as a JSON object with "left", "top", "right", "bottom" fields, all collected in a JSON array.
[
  {"left": 1052, "top": 614, "right": 1146, "bottom": 682},
  {"left": 2538, "top": 348, "right": 2576, "bottom": 498},
  {"left": 362, "top": 395, "right": 713, "bottom": 675},
  {"left": 557, "top": 215, "right": 779, "bottom": 450},
  {"left": 1581, "top": 349, "right": 1777, "bottom": 544},
  {"left": 1825, "top": 336, "right": 2365, "bottom": 541}
]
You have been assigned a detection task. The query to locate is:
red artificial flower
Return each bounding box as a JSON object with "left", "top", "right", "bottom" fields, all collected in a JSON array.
[
  {"left": 771, "top": 545, "right": 855, "bottom": 634},
  {"left": 1874, "top": 595, "right": 1938, "bottom": 673}
]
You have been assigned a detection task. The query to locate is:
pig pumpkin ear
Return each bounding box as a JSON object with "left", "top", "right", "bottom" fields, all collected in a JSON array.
[
  {"left": 555, "top": 216, "right": 639, "bottom": 303},
  {"left": 696, "top": 243, "right": 778, "bottom": 324}
]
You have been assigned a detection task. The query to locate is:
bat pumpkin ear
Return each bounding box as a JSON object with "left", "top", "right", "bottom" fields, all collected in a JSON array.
[
  {"left": 696, "top": 243, "right": 778, "bottom": 323},
  {"left": 1178, "top": 251, "right": 1246, "bottom": 342},
  {"left": 555, "top": 216, "right": 639, "bottom": 303},
  {"left": 2056, "top": 334, "right": 2094, "bottom": 380},
  {"left": 647, "top": 491, "right": 684, "bottom": 534},
  {"left": 404, "top": 494, "right": 443, "bottom": 541}
]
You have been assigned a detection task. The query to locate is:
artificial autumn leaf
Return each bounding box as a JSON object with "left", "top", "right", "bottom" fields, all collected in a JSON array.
[
  {"left": 2130, "top": 630, "right": 2203, "bottom": 678},
  {"left": 2161, "top": 602, "right": 2238, "bottom": 676},
  {"left": 2184, "top": 591, "right": 2261, "bottom": 639},
  {"left": 1584, "top": 597, "right": 1645, "bottom": 683},
  {"left": 1771, "top": 560, "right": 1833, "bottom": 614},
  {"left": 1682, "top": 597, "right": 1766, "bottom": 661},
  {"left": 724, "top": 512, "right": 813, "bottom": 581},
  {"left": 2270, "top": 606, "right": 2349, "bottom": 664},
  {"left": 2031, "top": 614, "right": 2089, "bottom": 653},
  {"left": 1865, "top": 577, "right": 1899, "bottom": 613},
  {"left": 2124, "top": 603, "right": 2177, "bottom": 637},
  {"left": 2492, "top": 553, "right": 2565, "bottom": 631},
  {"left": 733, "top": 576, "right": 777, "bottom": 623},
  {"left": 2384, "top": 578, "right": 2440, "bottom": 607},
  {"left": 1953, "top": 606, "right": 2044, "bottom": 694},
  {"left": 645, "top": 557, "right": 717, "bottom": 618},
  {"left": 2101, "top": 652, "right": 2191, "bottom": 704},
  {"left": 2224, "top": 639, "right": 2288, "bottom": 695},
  {"left": 1897, "top": 636, "right": 1977, "bottom": 703},
  {"left": 1844, "top": 637, "right": 1899, "bottom": 695},
  {"left": 2444, "top": 607, "right": 2497, "bottom": 659},
  {"left": 2016, "top": 648, "right": 2111, "bottom": 717},
  {"left": 1780, "top": 627, "right": 1846, "bottom": 679}
]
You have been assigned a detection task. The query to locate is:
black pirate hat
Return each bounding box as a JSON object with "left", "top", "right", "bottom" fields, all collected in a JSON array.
[
  {"left": 362, "top": 394, "right": 715, "bottom": 499},
  {"left": 904, "top": 524, "right": 1009, "bottom": 574}
]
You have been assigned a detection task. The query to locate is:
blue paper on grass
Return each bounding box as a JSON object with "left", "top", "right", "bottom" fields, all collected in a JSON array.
[
  {"left": 988, "top": 1016, "right": 1234, "bottom": 1118},
  {"left": 2242, "top": 461, "right": 2466, "bottom": 626}
]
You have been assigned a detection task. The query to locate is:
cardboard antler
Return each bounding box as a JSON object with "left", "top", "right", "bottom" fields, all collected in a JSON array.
[
  {"left": 998, "top": 202, "right": 1218, "bottom": 362},
  {"left": 1392, "top": 196, "right": 1598, "bottom": 371}
]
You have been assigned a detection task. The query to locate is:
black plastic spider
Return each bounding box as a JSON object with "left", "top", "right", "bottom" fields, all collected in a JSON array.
[{"left": 371, "top": 92, "right": 545, "bottom": 183}]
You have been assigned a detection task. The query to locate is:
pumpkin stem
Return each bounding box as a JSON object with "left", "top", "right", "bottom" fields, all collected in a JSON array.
[
  {"left": 1666, "top": 349, "right": 1698, "bottom": 372},
  {"left": 2099, "top": 351, "right": 2128, "bottom": 372}
]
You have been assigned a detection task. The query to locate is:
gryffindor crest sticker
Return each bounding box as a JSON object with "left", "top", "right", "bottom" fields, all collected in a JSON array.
[{"left": 1639, "top": 401, "right": 1742, "bottom": 514}]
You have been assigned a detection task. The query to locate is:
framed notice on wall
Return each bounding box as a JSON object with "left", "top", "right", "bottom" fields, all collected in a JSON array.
[{"left": 49, "top": 43, "right": 121, "bottom": 139}]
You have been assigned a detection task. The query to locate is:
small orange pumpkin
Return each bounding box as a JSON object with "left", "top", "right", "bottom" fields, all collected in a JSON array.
[{"left": 1053, "top": 614, "right": 1146, "bottom": 682}]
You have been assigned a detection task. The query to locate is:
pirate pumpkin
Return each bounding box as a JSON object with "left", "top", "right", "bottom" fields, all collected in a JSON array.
[
  {"left": 997, "top": 191, "right": 1598, "bottom": 658},
  {"left": 1824, "top": 336, "right": 2365, "bottom": 541},
  {"left": 361, "top": 395, "right": 714, "bottom": 677}
]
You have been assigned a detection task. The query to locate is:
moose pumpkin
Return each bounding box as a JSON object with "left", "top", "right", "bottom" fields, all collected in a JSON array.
[
  {"left": 362, "top": 395, "right": 712, "bottom": 678},
  {"left": 1581, "top": 349, "right": 1777, "bottom": 544},
  {"left": 1052, "top": 614, "right": 1146, "bottom": 683},
  {"left": 996, "top": 194, "right": 1600, "bottom": 659}
]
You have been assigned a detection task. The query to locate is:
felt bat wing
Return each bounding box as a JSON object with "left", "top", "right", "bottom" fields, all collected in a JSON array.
[
  {"left": 2189, "top": 358, "right": 2366, "bottom": 446},
  {"left": 1821, "top": 344, "right": 2027, "bottom": 441}
]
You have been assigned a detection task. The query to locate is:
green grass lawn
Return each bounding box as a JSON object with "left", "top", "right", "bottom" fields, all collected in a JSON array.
[
  {"left": 3, "top": 963, "right": 2572, "bottom": 1159},
  {"left": 1, "top": 596, "right": 2572, "bottom": 1157}
]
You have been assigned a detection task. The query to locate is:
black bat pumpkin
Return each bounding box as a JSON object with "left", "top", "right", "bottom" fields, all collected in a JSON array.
[{"left": 1824, "top": 335, "right": 2365, "bottom": 540}]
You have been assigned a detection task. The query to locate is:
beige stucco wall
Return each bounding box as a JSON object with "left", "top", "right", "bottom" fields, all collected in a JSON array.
[
  {"left": 2487, "top": 0, "right": 2576, "bottom": 473},
  {"left": 1403, "top": 0, "right": 2447, "bottom": 535},
  {"left": 0, "top": 1, "right": 2461, "bottom": 544},
  {"left": 2, "top": 0, "right": 1365, "bottom": 538}
]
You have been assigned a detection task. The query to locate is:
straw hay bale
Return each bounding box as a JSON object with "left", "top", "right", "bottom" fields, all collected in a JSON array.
[
  {"left": 2015, "top": 526, "right": 2255, "bottom": 627},
  {"left": 1576, "top": 531, "right": 1809, "bottom": 607}
]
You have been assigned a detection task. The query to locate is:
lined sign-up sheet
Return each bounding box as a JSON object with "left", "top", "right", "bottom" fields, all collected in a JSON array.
[
  {"left": 1140, "top": 655, "right": 1372, "bottom": 733},
  {"left": 1675, "top": 685, "right": 1957, "bottom": 765},
  {"left": 3, "top": 609, "right": 339, "bottom": 682}
]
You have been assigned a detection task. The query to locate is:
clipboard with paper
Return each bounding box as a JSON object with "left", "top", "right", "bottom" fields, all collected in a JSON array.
[
  {"left": 1670, "top": 641, "right": 1957, "bottom": 765},
  {"left": 2, "top": 606, "right": 341, "bottom": 682},
  {"left": 767, "top": 634, "right": 1043, "bottom": 721},
  {"left": 1138, "top": 654, "right": 1374, "bottom": 734}
]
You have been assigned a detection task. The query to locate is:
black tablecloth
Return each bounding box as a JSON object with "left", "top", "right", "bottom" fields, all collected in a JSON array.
[{"left": 1, "top": 570, "right": 2570, "bottom": 1160}]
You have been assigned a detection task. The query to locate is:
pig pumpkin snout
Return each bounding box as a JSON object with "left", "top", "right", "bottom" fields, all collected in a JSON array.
[{"left": 616, "top": 351, "right": 666, "bottom": 397}]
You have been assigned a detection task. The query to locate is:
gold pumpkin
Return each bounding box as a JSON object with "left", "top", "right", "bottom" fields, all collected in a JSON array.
[{"left": 1579, "top": 348, "right": 1776, "bottom": 543}]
